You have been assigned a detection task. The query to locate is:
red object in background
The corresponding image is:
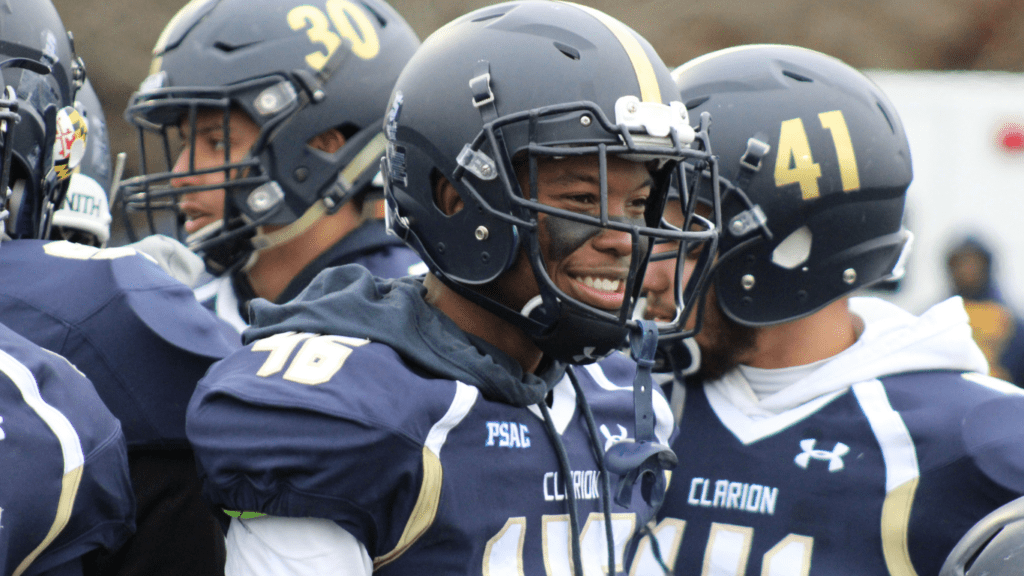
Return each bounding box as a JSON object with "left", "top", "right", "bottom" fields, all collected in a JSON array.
[{"left": 996, "top": 122, "right": 1024, "bottom": 154}]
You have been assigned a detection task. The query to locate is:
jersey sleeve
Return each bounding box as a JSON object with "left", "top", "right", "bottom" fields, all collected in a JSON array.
[
  {"left": 188, "top": 334, "right": 458, "bottom": 556},
  {"left": 887, "top": 371, "right": 1024, "bottom": 574},
  {"left": 959, "top": 375, "right": 1024, "bottom": 493},
  {"left": 0, "top": 240, "right": 241, "bottom": 449},
  {"left": 32, "top": 422, "right": 134, "bottom": 574},
  {"left": 0, "top": 327, "right": 134, "bottom": 575}
]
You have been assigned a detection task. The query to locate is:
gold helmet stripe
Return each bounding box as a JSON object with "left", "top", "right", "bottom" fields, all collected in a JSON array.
[{"left": 563, "top": 2, "right": 662, "bottom": 103}]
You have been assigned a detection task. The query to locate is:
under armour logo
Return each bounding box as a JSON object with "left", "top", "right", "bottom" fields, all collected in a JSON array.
[
  {"left": 600, "top": 424, "right": 630, "bottom": 452},
  {"left": 794, "top": 439, "right": 849, "bottom": 472}
]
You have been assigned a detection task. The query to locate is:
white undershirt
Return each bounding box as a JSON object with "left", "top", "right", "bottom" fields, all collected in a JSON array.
[
  {"left": 737, "top": 358, "right": 829, "bottom": 402},
  {"left": 225, "top": 516, "right": 371, "bottom": 576}
]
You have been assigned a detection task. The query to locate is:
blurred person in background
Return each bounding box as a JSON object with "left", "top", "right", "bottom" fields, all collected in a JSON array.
[{"left": 946, "top": 234, "right": 1024, "bottom": 387}]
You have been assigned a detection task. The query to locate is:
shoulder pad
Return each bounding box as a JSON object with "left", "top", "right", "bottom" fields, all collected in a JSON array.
[{"left": 963, "top": 394, "right": 1024, "bottom": 493}]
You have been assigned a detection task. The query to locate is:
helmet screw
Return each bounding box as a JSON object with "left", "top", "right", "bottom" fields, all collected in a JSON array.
[
  {"left": 580, "top": 115, "right": 592, "bottom": 127},
  {"left": 437, "top": 242, "right": 446, "bottom": 254},
  {"left": 259, "top": 93, "right": 278, "bottom": 110},
  {"left": 248, "top": 189, "right": 274, "bottom": 212},
  {"left": 627, "top": 102, "right": 638, "bottom": 114},
  {"left": 294, "top": 167, "right": 309, "bottom": 182},
  {"left": 479, "top": 164, "right": 492, "bottom": 177},
  {"left": 843, "top": 268, "right": 857, "bottom": 284},
  {"left": 313, "top": 89, "right": 326, "bottom": 102},
  {"left": 741, "top": 274, "right": 755, "bottom": 291},
  {"left": 730, "top": 219, "right": 746, "bottom": 235},
  {"left": 323, "top": 197, "right": 336, "bottom": 209},
  {"left": 474, "top": 226, "right": 489, "bottom": 240}
]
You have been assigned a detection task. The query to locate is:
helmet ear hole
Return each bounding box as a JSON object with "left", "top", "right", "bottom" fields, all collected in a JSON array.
[
  {"left": 431, "top": 170, "right": 464, "bottom": 217},
  {"left": 772, "top": 225, "right": 812, "bottom": 269}
]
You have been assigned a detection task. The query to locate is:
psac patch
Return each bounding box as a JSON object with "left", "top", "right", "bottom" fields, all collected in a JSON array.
[{"left": 485, "top": 421, "right": 531, "bottom": 449}]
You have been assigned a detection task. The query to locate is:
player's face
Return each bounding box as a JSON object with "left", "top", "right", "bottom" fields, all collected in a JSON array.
[
  {"left": 644, "top": 199, "right": 687, "bottom": 324},
  {"left": 170, "top": 108, "right": 260, "bottom": 235},
  {"left": 497, "top": 155, "right": 652, "bottom": 313},
  {"left": 642, "top": 199, "right": 756, "bottom": 380},
  {"left": 642, "top": 198, "right": 710, "bottom": 324}
]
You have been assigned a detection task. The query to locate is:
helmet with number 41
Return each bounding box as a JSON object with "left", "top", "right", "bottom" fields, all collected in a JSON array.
[{"left": 674, "top": 44, "right": 913, "bottom": 326}]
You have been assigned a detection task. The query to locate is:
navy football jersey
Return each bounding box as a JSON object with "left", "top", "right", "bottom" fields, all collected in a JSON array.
[
  {"left": 189, "top": 333, "right": 673, "bottom": 574},
  {"left": 0, "top": 239, "right": 240, "bottom": 448},
  {"left": 0, "top": 322, "right": 133, "bottom": 575},
  {"left": 641, "top": 371, "right": 1024, "bottom": 575}
]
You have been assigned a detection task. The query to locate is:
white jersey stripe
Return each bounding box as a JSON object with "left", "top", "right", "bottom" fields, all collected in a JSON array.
[
  {"left": 425, "top": 381, "right": 478, "bottom": 457},
  {"left": 0, "top": 349, "right": 86, "bottom": 576},
  {"left": 852, "top": 380, "right": 919, "bottom": 493},
  {"left": 0, "top": 349, "right": 85, "bottom": 473}
]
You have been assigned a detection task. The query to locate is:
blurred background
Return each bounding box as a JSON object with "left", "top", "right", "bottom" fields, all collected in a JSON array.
[{"left": 51, "top": 0, "right": 1024, "bottom": 318}]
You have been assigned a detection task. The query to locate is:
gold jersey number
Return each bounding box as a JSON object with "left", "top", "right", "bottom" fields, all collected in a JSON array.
[{"left": 774, "top": 110, "right": 860, "bottom": 200}]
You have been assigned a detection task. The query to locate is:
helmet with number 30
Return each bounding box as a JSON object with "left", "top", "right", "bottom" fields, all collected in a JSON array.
[
  {"left": 674, "top": 44, "right": 913, "bottom": 326},
  {"left": 122, "top": 0, "right": 419, "bottom": 272}
]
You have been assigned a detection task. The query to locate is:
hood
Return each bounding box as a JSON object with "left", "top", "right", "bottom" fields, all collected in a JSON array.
[
  {"left": 752, "top": 296, "right": 989, "bottom": 413},
  {"left": 243, "top": 265, "right": 564, "bottom": 406}
]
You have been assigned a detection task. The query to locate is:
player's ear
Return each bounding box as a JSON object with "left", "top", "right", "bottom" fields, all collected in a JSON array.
[
  {"left": 308, "top": 128, "right": 346, "bottom": 154},
  {"left": 433, "top": 176, "right": 464, "bottom": 216}
]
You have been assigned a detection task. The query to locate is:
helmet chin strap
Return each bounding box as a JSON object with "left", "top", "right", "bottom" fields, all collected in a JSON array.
[
  {"left": 242, "top": 199, "right": 338, "bottom": 273},
  {"left": 249, "top": 198, "right": 329, "bottom": 252},
  {"left": 605, "top": 319, "right": 678, "bottom": 509},
  {"left": 247, "top": 125, "right": 383, "bottom": 255},
  {"left": 185, "top": 218, "right": 224, "bottom": 249}
]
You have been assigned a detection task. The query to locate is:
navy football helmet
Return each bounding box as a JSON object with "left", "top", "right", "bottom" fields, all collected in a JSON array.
[
  {"left": 0, "top": 0, "right": 88, "bottom": 240},
  {"left": 51, "top": 80, "right": 112, "bottom": 247},
  {"left": 72, "top": 79, "right": 113, "bottom": 192},
  {"left": 382, "top": 0, "right": 719, "bottom": 365},
  {"left": 940, "top": 496, "right": 1024, "bottom": 576},
  {"left": 674, "top": 44, "right": 913, "bottom": 326},
  {"left": 122, "top": 0, "right": 420, "bottom": 273}
]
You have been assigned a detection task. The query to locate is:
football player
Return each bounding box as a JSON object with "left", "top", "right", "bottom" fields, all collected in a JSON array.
[
  {"left": 121, "top": 0, "right": 425, "bottom": 333},
  {"left": 0, "top": 323, "right": 134, "bottom": 576},
  {"left": 637, "top": 44, "right": 1024, "bottom": 575},
  {"left": 0, "top": 4, "right": 134, "bottom": 575},
  {"left": 186, "top": 2, "right": 719, "bottom": 574},
  {"left": 0, "top": 1, "right": 241, "bottom": 574}
]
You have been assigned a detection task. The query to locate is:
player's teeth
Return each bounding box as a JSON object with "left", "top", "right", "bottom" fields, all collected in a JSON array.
[{"left": 579, "top": 276, "right": 620, "bottom": 292}]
